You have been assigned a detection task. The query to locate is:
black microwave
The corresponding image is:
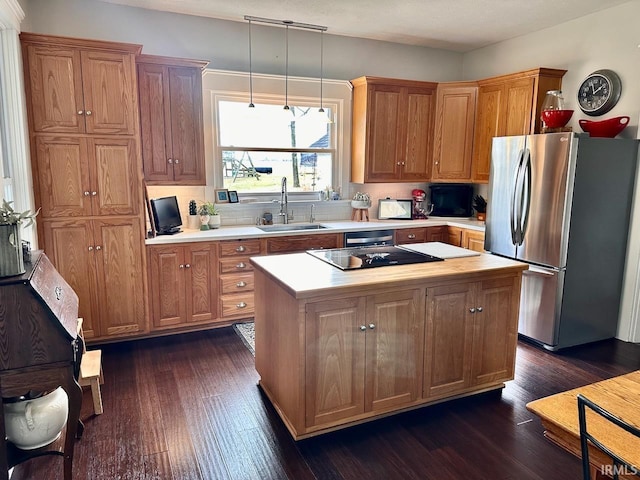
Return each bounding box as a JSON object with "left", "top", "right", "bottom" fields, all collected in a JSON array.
[{"left": 429, "top": 184, "right": 473, "bottom": 217}]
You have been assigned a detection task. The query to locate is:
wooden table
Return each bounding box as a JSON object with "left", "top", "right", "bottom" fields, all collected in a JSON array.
[{"left": 527, "top": 371, "right": 640, "bottom": 479}]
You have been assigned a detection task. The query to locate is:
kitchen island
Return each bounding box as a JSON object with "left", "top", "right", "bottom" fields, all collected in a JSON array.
[{"left": 251, "top": 247, "right": 528, "bottom": 439}]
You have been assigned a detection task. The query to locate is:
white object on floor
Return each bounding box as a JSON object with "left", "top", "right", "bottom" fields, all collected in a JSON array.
[{"left": 398, "top": 242, "right": 481, "bottom": 259}]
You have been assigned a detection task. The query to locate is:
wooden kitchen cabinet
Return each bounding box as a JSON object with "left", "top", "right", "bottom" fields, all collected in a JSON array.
[
  {"left": 148, "top": 243, "right": 218, "bottom": 329},
  {"left": 33, "top": 136, "right": 140, "bottom": 218},
  {"left": 218, "top": 239, "right": 263, "bottom": 319},
  {"left": 42, "top": 217, "right": 147, "bottom": 340},
  {"left": 447, "top": 226, "right": 463, "bottom": 246},
  {"left": 351, "top": 77, "right": 437, "bottom": 183},
  {"left": 395, "top": 227, "right": 428, "bottom": 244},
  {"left": 137, "top": 55, "right": 208, "bottom": 185},
  {"left": 305, "top": 289, "right": 424, "bottom": 428},
  {"left": 472, "top": 68, "right": 566, "bottom": 182},
  {"left": 426, "top": 226, "right": 447, "bottom": 242},
  {"left": 462, "top": 229, "right": 485, "bottom": 252},
  {"left": 22, "top": 34, "right": 140, "bottom": 135},
  {"left": 424, "top": 274, "right": 519, "bottom": 399},
  {"left": 266, "top": 233, "right": 342, "bottom": 254},
  {"left": 432, "top": 83, "right": 477, "bottom": 182}
]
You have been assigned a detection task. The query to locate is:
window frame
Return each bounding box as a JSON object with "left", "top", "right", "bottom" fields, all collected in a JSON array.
[{"left": 204, "top": 69, "right": 351, "bottom": 202}]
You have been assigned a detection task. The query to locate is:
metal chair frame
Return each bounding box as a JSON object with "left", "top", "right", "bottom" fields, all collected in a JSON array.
[{"left": 577, "top": 393, "right": 640, "bottom": 480}]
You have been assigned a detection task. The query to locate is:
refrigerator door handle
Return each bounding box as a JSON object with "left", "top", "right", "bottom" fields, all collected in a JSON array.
[
  {"left": 527, "top": 265, "right": 557, "bottom": 276},
  {"left": 510, "top": 148, "right": 525, "bottom": 245},
  {"left": 518, "top": 149, "right": 532, "bottom": 244}
]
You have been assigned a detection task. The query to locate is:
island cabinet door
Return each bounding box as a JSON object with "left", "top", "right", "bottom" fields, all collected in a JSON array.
[
  {"left": 470, "top": 276, "right": 519, "bottom": 387},
  {"left": 305, "top": 298, "right": 366, "bottom": 428},
  {"left": 424, "top": 282, "right": 475, "bottom": 399},
  {"left": 365, "top": 289, "right": 425, "bottom": 413}
]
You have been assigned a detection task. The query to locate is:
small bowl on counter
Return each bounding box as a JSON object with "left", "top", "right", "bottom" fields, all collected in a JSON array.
[{"left": 579, "top": 116, "right": 630, "bottom": 138}]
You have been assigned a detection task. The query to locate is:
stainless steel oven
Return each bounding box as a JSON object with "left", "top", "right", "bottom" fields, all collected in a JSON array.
[{"left": 344, "top": 229, "right": 394, "bottom": 247}]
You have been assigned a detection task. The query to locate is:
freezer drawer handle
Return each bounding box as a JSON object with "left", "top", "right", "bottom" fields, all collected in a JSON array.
[{"left": 527, "top": 266, "right": 556, "bottom": 276}]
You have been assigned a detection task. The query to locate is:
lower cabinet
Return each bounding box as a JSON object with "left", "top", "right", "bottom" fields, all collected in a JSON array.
[
  {"left": 462, "top": 229, "right": 485, "bottom": 252},
  {"left": 424, "top": 275, "right": 519, "bottom": 399},
  {"left": 426, "top": 226, "right": 447, "bottom": 242},
  {"left": 43, "top": 217, "right": 147, "bottom": 340},
  {"left": 147, "top": 242, "right": 218, "bottom": 329},
  {"left": 304, "top": 289, "right": 424, "bottom": 428}
]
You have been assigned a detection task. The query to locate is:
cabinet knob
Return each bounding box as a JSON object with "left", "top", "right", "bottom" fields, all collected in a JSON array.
[
  {"left": 469, "top": 307, "right": 476, "bottom": 313},
  {"left": 368, "top": 323, "right": 376, "bottom": 329},
  {"left": 85, "top": 110, "right": 92, "bottom": 116},
  {"left": 88, "top": 246, "right": 94, "bottom": 251},
  {"left": 236, "top": 245, "right": 246, "bottom": 252},
  {"left": 476, "top": 307, "right": 483, "bottom": 312},
  {"left": 168, "top": 158, "right": 173, "bottom": 164},
  {"left": 185, "top": 263, "right": 191, "bottom": 268},
  {"left": 397, "top": 162, "right": 401, "bottom": 166},
  {"left": 236, "top": 281, "right": 247, "bottom": 287},
  {"left": 236, "top": 262, "right": 246, "bottom": 269},
  {"left": 84, "top": 191, "right": 90, "bottom": 196},
  {"left": 95, "top": 245, "right": 102, "bottom": 251},
  {"left": 435, "top": 161, "right": 439, "bottom": 165},
  {"left": 179, "top": 264, "right": 184, "bottom": 268},
  {"left": 236, "top": 302, "right": 247, "bottom": 309},
  {"left": 401, "top": 162, "right": 405, "bottom": 166},
  {"left": 360, "top": 325, "right": 367, "bottom": 331},
  {"left": 91, "top": 191, "right": 97, "bottom": 196},
  {"left": 77, "top": 110, "right": 84, "bottom": 115},
  {"left": 407, "top": 234, "right": 416, "bottom": 239},
  {"left": 174, "top": 158, "right": 180, "bottom": 164}
]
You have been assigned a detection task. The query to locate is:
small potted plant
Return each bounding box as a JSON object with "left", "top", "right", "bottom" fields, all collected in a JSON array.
[
  {"left": 187, "top": 199, "right": 199, "bottom": 230},
  {"left": 473, "top": 195, "right": 487, "bottom": 222},
  {"left": 200, "top": 201, "right": 221, "bottom": 229},
  {"left": 0, "top": 200, "right": 39, "bottom": 277},
  {"left": 197, "top": 203, "right": 210, "bottom": 230}
]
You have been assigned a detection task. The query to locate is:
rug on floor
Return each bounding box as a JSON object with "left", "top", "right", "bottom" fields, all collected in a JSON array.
[{"left": 233, "top": 321, "right": 255, "bottom": 355}]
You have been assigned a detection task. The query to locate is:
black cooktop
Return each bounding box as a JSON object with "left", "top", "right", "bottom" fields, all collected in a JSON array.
[{"left": 307, "top": 245, "right": 444, "bottom": 271}]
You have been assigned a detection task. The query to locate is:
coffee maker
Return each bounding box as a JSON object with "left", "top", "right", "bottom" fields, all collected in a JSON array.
[{"left": 411, "top": 189, "right": 433, "bottom": 219}]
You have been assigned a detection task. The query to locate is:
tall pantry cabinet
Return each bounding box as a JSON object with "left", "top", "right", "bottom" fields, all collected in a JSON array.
[{"left": 21, "top": 33, "right": 148, "bottom": 342}]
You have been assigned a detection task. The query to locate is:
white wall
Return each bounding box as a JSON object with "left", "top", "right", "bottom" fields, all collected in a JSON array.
[
  {"left": 463, "top": 1, "right": 640, "bottom": 343},
  {"left": 20, "top": 0, "right": 463, "bottom": 82}
]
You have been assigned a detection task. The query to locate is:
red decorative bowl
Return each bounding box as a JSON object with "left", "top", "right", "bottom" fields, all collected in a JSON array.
[
  {"left": 579, "top": 116, "right": 629, "bottom": 138},
  {"left": 541, "top": 109, "right": 574, "bottom": 128}
]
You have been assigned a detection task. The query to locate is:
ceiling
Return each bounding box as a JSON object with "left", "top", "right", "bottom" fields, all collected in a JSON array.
[{"left": 96, "top": 0, "right": 629, "bottom": 52}]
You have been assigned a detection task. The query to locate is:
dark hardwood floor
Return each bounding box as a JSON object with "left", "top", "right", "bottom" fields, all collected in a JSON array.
[{"left": 11, "top": 327, "right": 640, "bottom": 480}]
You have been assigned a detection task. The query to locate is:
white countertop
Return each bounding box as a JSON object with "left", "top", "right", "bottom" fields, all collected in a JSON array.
[{"left": 145, "top": 217, "right": 485, "bottom": 245}]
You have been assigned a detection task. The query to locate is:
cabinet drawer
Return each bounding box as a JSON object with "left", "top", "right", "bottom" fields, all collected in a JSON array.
[
  {"left": 219, "top": 239, "right": 262, "bottom": 257},
  {"left": 220, "top": 273, "right": 254, "bottom": 294},
  {"left": 221, "top": 292, "right": 254, "bottom": 317},
  {"left": 395, "top": 228, "right": 426, "bottom": 244},
  {"left": 267, "top": 233, "right": 341, "bottom": 254},
  {"left": 219, "top": 257, "right": 254, "bottom": 274}
]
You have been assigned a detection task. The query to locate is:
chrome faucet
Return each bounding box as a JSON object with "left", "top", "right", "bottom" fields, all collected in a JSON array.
[
  {"left": 309, "top": 204, "right": 315, "bottom": 223},
  {"left": 279, "top": 177, "right": 289, "bottom": 224}
]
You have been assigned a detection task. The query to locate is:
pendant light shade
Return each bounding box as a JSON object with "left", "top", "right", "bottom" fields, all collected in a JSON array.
[
  {"left": 283, "top": 23, "right": 290, "bottom": 111},
  {"left": 319, "top": 30, "right": 324, "bottom": 114},
  {"left": 248, "top": 19, "right": 254, "bottom": 108}
]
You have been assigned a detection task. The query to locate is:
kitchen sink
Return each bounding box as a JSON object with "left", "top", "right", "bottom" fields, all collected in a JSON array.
[{"left": 257, "top": 224, "right": 327, "bottom": 232}]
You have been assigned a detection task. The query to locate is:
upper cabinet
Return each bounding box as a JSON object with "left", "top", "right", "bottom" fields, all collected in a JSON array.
[
  {"left": 351, "top": 77, "right": 437, "bottom": 183},
  {"left": 431, "top": 83, "right": 477, "bottom": 182},
  {"left": 22, "top": 34, "right": 140, "bottom": 135},
  {"left": 137, "top": 55, "right": 208, "bottom": 185},
  {"left": 472, "top": 68, "right": 566, "bottom": 183}
]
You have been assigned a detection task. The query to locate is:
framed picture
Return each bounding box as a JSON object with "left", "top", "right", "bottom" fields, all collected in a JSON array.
[
  {"left": 214, "top": 189, "right": 229, "bottom": 203},
  {"left": 228, "top": 190, "right": 239, "bottom": 203}
]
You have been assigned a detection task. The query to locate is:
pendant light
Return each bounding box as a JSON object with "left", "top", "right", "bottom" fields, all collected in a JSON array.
[
  {"left": 244, "top": 15, "right": 328, "bottom": 113},
  {"left": 283, "top": 22, "right": 291, "bottom": 112},
  {"left": 248, "top": 18, "right": 255, "bottom": 108}
]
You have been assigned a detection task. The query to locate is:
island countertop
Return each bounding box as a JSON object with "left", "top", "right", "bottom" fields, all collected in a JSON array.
[{"left": 250, "top": 250, "right": 528, "bottom": 300}]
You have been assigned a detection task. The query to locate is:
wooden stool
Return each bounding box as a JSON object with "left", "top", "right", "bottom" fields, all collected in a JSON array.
[
  {"left": 351, "top": 208, "right": 369, "bottom": 221},
  {"left": 76, "top": 318, "right": 104, "bottom": 415}
]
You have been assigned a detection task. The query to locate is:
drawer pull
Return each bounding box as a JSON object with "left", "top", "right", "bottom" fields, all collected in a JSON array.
[
  {"left": 236, "top": 262, "right": 246, "bottom": 269},
  {"left": 236, "top": 281, "right": 247, "bottom": 287},
  {"left": 236, "top": 245, "right": 246, "bottom": 252},
  {"left": 236, "top": 302, "right": 247, "bottom": 308},
  {"left": 476, "top": 306, "right": 483, "bottom": 312},
  {"left": 407, "top": 234, "right": 416, "bottom": 239}
]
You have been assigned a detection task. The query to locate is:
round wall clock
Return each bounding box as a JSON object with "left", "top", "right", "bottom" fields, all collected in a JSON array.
[{"left": 577, "top": 69, "right": 622, "bottom": 116}]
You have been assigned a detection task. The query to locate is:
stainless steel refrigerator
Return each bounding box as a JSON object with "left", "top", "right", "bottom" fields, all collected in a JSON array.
[{"left": 486, "top": 132, "right": 639, "bottom": 350}]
